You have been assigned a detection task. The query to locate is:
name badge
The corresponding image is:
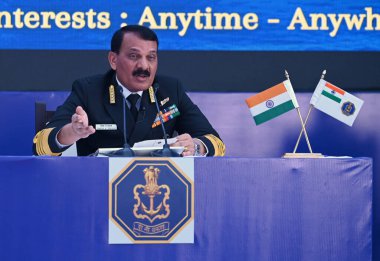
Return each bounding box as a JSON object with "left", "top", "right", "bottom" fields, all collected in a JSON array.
[{"left": 96, "top": 124, "right": 117, "bottom": 130}]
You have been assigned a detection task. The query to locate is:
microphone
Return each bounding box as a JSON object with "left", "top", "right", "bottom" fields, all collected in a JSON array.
[
  {"left": 151, "top": 82, "right": 180, "bottom": 157},
  {"left": 106, "top": 86, "right": 135, "bottom": 157}
]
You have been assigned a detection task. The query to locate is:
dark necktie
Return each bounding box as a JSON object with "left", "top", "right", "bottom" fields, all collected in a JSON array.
[{"left": 127, "top": 94, "right": 140, "bottom": 121}]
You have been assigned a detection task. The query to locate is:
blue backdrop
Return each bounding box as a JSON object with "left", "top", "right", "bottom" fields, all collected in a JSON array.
[{"left": 1, "top": 0, "right": 379, "bottom": 50}]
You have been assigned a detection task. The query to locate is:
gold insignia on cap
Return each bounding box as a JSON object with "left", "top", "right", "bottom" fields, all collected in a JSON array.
[
  {"left": 109, "top": 85, "right": 115, "bottom": 104},
  {"left": 149, "top": 86, "right": 155, "bottom": 103}
]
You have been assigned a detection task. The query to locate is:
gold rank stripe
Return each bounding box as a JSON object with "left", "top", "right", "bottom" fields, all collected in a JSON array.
[
  {"left": 204, "top": 134, "right": 226, "bottom": 156},
  {"left": 33, "top": 128, "right": 61, "bottom": 156},
  {"left": 33, "top": 130, "right": 45, "bottom": 155}
]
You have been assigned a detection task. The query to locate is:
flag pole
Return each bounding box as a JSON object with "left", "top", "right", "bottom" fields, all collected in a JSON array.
[
  {"left": 293, "top": 105, "right": 313, "bottom": 153},
  {"left": 285, "top": 70, "right": 313, "bottom": 153},
  {"left": 292, "top": 70, "right": 326, "bottom": 153}
]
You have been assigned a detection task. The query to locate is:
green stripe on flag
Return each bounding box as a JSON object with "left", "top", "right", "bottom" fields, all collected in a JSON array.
[
  {"left": 322, "top": 90, "right": 341, "bottom": 103},
  {"left": 253, "top": 100, "right": 295, "bottom": 125}
]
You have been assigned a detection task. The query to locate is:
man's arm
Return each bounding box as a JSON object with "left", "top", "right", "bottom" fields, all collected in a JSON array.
[
  {"left": 33, "top": 77, "right": 94, "bottom": 156},
  {"left": 33, "top": 106, "right": 96, "bottom": 156}
]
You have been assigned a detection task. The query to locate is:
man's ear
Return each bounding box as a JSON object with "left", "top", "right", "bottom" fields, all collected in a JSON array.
[{"left": 108, "top": 51, "right": 117, "bottom": 70}]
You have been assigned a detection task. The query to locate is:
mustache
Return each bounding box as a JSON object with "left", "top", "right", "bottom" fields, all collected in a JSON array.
[{"left": 132, "top": 68, "right": 150, "bottom": 77}]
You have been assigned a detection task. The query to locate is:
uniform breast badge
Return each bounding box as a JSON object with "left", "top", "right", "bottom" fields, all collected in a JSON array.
[
  {"left": 160, "top": 97, "right": 169, "bottom": 106},
  {"left": 152, "top": 104, "right": 180, "bottom": 128}
]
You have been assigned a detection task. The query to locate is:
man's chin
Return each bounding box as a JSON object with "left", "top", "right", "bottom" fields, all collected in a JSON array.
[{"left": 129, "top": 82, "right": 151, "bottom": 92}]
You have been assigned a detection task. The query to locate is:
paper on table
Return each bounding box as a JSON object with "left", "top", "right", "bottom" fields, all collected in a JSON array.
[
  {"left": 133, "top": 138, "right": 178, "bottom": 148},
  {"left": 96, "top": 138, "right": 182, "bottom": 157}
]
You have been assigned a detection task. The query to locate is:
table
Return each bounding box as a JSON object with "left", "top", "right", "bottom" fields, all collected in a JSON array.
[{"left": 0, "top": 157, "right": 372, "bottom": 261}]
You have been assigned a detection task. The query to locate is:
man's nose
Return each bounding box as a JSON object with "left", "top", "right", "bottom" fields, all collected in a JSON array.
[{"left": 137, "top": 57, "right": 149, "bottom": 69}]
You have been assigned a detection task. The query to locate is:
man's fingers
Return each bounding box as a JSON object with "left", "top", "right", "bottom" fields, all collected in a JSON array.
[
  {"left": 75, "top": 106, "right": 86, "bottom": 116},
  {"left": 87, "top": 126, "right": 96, "bottom": 134},
  {"left": 176, "top": 133, "right": 191, "bottom": 142},
  {"left": 171, "top": 134, "right": 196, "bottom": 156},
  {"left": 72, "top": 114, "right": 81, "bottom": 123},
  {"left": 71, "top": 124, "right": 95, "bottom": 138},
  {"left": 181, "top": 149, "right": 194, "bottom": 157},
  {"left": 72, "top": 108, "right": 89, "bottom": 125}
]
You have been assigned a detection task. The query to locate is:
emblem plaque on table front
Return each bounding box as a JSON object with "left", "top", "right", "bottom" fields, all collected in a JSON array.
[{"left": 109, "top": 158, "right": 194, "bottom": 244}]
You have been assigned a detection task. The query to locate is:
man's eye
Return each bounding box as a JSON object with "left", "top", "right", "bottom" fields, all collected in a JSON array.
[
  {"left": 129, "top": 54, "right": 138, "bottom": 60},
  {"left": 148, "top": 55, "right": 156, "bottom": 61}
]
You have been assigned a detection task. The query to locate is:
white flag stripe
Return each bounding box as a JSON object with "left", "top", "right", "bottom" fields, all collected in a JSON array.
[
  {"left": 325, "top": 87, "right": 344, "bottom": 101},
  {"left": 310, "top": 79, "right": 325, "bottom": 106},
  {"left": 249, "top": 91, "right": 292, "bottom": 116},
  {"left": 284, "top": 79, "right": 299, "bottom": 108}
]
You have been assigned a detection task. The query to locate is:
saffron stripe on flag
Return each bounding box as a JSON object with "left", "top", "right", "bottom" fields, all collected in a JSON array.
[
  {"left": 249, "top": 92, "right": 292, "bottom": 116},
  {"left": 253, "top": 100, "right": 295, "bottom": 125},
  {"left": 246, "top": 83, "right": 287, "bottom": 108},
  {"left": 322, "top": 90, "right": 341, "bottom": 103},
  {"left": 325, "top": 82, "right": 345, "bottom": 95}
]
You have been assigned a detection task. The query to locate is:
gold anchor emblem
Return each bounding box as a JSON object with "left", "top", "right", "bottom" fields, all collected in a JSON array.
[
  {"left": 133, "top": 166, "right": 170, "bottom": 223},
  {"left": 345, "top": 103, "right": 352, "bottom": 112}
]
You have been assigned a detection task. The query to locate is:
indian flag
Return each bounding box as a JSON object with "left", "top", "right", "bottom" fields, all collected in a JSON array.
[
  {"left": 245, "top": 80, "right": 299, "bottom": 125},
  {"left": 310, "top": 79, "right": 364, "bottom": 126},
  {"left": 311, "top": 79, "right": 345, "bottom": 105}
]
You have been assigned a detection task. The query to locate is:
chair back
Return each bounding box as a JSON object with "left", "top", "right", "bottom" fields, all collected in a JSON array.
[{"left": 35, "top": 102, "right": 55, "bottom": 134}]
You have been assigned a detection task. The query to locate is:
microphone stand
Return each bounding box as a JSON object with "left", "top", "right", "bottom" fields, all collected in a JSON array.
[
  {"left": 151, "top": 83, "right": 180, "bottom": 157},
  {"left": 106, "top": 86, "right": 135, "bottom": 157}
]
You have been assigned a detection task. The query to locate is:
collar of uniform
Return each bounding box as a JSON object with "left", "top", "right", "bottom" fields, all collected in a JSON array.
[{"left": 115, "top": 76, "right": 143, "bottom": 99}]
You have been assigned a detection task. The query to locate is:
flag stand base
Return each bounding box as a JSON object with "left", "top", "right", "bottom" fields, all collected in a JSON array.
[{"left": 282, "top": 153, "right": 323, "bottom": 158}]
